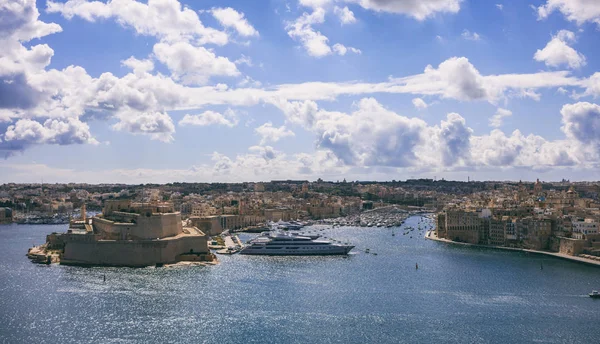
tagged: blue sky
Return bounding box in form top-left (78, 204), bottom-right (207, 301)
top-left (1, 0), bottom-right (600, 183)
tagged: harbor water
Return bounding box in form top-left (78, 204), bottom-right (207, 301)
top-left (1, 215), bottom-right (600, 343)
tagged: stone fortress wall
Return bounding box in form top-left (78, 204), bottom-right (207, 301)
top-left (48, 199), bottom-right (211, 267)
top-left (61, 234), bottom-right (208, 267)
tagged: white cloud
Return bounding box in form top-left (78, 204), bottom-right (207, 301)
top-left (496, 4), bottom-right (503, 10)
top-left (470, 129), bottom-right (576, 167)
top-left (354, 0), bottom-right (462, 20)
top-left (489, 108), bottom-right (512, 127)
top-left (461, 29), bottom-right (481, 41)
top-left (4, 117), bottom-right (96, 144)
top-left (576, 73), bottom-right (600, 99)
top-left (561, 102), bottom-right (600, 149)
top-left (310, 97), bottom-right (428, 167)
top-left (332, 43), bottom-right (361, 55)
top-left (2, 0), bottom-right (62, 41)
top-left (299, 0), bottom-right (333, 9)
top-left (248, 145), bottom-right (280, 160)
top-left (334, 6), bottom-right (356, 24)
top-left (537, 0), bottom-right (600, 27)
top-left (268, 97), bottom-right (587, 170)
top-left (412, 98), bottom-right (428, 110)
top-left (153, 41), bottom-right (240, 85)
top-left (47, 0), bottom-right (228, 45)
top-left (112, 111), bottom-right (176, 142)
top-left (0, 0), bottom-right (594, 158)
top-left (234, 54), bottom-right (253, 66)
top-left (210, 7), bottom-right (258, 37)
top-left (437, 113), bottom-right (472, 166)
top-left (286, 8), bottom-right (332, 57)
top-left (121, 56), bottom-right (154, 74)
top-left (179, 110), bottom-right (238, 127)
top-left (254, 122), bottom-right (295, 145)
top-left (534, 30), bottom-right (586, 69)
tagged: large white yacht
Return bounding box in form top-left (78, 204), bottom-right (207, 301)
top-left (240, 232), bottom-right (354, 255)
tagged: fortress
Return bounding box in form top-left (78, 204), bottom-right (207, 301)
top-left (28, 200), bottom-right (213, 267)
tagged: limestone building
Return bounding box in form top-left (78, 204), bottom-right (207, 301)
top-left (40, 200), bottom-right (211, 267)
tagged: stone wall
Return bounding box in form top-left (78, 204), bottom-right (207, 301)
top-left (445, 229), bottom-right (479, 244)
top-left (559, 237), bottom-right (585, 256)
top-left (61, 235), bottom-right (208, 267)
top-left (93, 212), bottom-right (182, 240)
top-left (189, 216), bottom-right (223, 236)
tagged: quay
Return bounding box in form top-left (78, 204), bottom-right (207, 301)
top-left (425, 230), bottom-right (600, 268)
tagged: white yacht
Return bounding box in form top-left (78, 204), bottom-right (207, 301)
top-left (240, 232), bottom-right (354, 255)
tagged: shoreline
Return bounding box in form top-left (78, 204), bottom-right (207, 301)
top-left (425, 230), bottom-right (600, 268)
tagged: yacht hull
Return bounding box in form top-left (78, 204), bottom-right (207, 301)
top-left (240, 246), bottom-right (354, 256)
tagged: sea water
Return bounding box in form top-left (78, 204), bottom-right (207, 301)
top-left (1, 216), bottom-right (599, 344)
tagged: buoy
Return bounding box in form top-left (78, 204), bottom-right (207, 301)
top-left (416, 263), bottom-right (418, 270)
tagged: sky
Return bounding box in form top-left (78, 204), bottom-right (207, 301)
top-left (1, 0), bottom-right (600, 184)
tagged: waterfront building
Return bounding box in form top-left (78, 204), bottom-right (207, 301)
top-left (191, 203), bottom-right (218, 217)
top-left (488, 218), bottom-right (505, 246)
top-left (32, 200), bottom-right (212, 267)
top-left (572, 218), bottom-right (599, 239)
top-left (0, 207), bottom-right (12, 224)
top-left (442, 210), bottom-right (483, 244)
top-left (264, 208), bottom-right (294, 221)
top-left (189, 216), bottom-right (223, 236)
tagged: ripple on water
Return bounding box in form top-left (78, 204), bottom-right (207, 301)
top-left (1, 218), bottom-right (600, 344)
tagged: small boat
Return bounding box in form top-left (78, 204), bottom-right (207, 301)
top-left (590, 290), bottom-right (600, 299)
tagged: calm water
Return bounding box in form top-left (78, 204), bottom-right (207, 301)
top-left (1, 216), bottom-right (600, 344)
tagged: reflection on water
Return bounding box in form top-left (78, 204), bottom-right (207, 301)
top-left (1, 216), bottom-right (600, 344)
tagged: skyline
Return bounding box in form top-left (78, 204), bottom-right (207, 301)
top-left (1, 0), bottom-right (600, 183)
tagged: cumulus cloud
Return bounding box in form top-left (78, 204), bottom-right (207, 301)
top-left (334, 6), bottom-right (356, 24)
top-left (153, 42), bottom-right (239, 85)
top-left (255, 122), bottom-right (295, 145)
top-left (471, 129), bottom-right (576, 167)
top-left (112, 111), bottom-right (176, 142)
top-left (561, 102), bottom-right (600, 149)
top-left (412, 98), bottom-right (428, 110)
top-left (248, 145), bottom-right (280, 160)
top-left (210, 146), bottom-right (288, 177)
top-left (537, 0), bottom-right (600, 27)
top-left (437, 113), bottom-right (472, 166)
top-left (210, 7), bottom-right (258, 37)
top-left (2, 0), bottom-right (597, 161)
top-left (286, 8), bottom-right (332, 57)
top-left (47, 0), bottom-right (228, 45)
top-left (311, 98), bottom-right (428, 167)
top-left (268, 97), bottom-right (589, 170)
top-left (489, 108), bottom-right (512, 128)
top-left (1, 118), bottom-right (97, 156)
top-left (534, 30), bottom-right (586, 69)
top-left (178, 109), bottom-right (238, 127)
top-left (1, 0), bottom-right (62, 41)
top-left (353, 0), bottom-right (462, 20)
top-left (121, 56), bottom-right (154, 74)
top-left (576, 73), bottom-right (600, 99)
